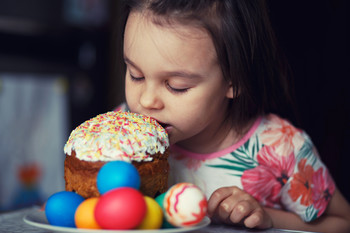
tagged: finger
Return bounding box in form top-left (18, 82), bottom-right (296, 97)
top-left (216, 196), bottom-right (236, 221)
top-left (243, 209), bottom-right (263, 228)
top-left (244, 209), bottom-right (272, 229)
top-left (207, 187), bottom-right (235, 217)
top-left (230, 200), bottom-right (254, 223)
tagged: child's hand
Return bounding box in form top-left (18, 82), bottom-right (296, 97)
top-left (207, 186), bottom-right (272, 229)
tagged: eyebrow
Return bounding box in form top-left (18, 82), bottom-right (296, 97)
top-left (124, 55), bottom-right (141, 71)
top-left (124, 55), bottom-right (204, 80)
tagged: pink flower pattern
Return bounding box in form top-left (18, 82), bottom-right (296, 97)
top-left (311, 167), bottom-right (335, 217)
top-left (242, 145), bottom-right (295, 207)
top-left (260, 114), bottom-right (304, 156)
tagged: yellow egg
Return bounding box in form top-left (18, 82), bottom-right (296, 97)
top-left (75, 197), bottom-right (101, 229)
top-left (137, 196), bottom-right (163, 229)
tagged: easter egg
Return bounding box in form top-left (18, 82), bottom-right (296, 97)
top-left (94, 187), bottom-right (146, 229)
top-left (137, 196), bottom-right (163, 229)
top-left (155, 192), bottom-right (166, 209)
top-left (164, 183), bottom-right (207, 227)
top-left (97, 161), bottom-right (140, 194)
top-left (75, 197), bottom-right (101, 229)
top-left (45, 191), bottom-right (84, 227)
top-left (155, 193), bottom-right (175, 229)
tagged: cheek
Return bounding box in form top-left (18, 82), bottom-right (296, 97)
top-left (125, 78), bottom-right (138, 108)
top-left (171, 101), bottom-right (207, 131)
top-left (177, 88), bottom-right (227, 125)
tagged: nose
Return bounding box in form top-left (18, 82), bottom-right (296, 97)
top-left (140, 85), bottom-right (163, 110)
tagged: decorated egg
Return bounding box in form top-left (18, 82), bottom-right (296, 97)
top-left (137, 196), bottom-right (163, 229)
top-left (94, 187), bottom-right (146, 229)
top-left (75, 197), bottom-right (101, 229)
top-left (97, 161), bottom-right (140, 194)
top-left (164, 183), bottom-right (207, 227)
top-left (155, 193), bottom-right (175, 228)
top-left (45, 191), bottom-right (84, 227)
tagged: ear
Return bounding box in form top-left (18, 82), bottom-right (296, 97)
top-left (226, 83), bottom-right (234, 99)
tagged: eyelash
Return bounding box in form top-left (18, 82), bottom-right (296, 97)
top-left (129, 74), bottom-right (144, 82)
top-left (129, 73), bottom-right (189, 94)
top-left (166, 81), bottom-right (189, 94)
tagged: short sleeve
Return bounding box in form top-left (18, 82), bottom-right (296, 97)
top-left (280, 132), bottom-right (335, 222)
top-left (242, 115), bottom-right (336, 222)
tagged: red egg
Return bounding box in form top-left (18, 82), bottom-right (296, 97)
top-left (94, 187), bottom-right (146, 229)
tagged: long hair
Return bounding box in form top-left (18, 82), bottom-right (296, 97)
top-left (118, 0), bottom-right (297, 130)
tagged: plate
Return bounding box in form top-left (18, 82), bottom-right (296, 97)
top-left (23, 210), bottom-right (210, 233)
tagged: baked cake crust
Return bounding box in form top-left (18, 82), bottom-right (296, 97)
top-left (64, 143), bottom-right (169, 198)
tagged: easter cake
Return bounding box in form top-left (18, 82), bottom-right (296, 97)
top-left (63, 111), bottom-right (169, 198)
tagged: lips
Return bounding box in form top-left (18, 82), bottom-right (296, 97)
top-left (158, 121), bottom-right (169, 130)
top-left (163, 125), bottom-right (172, 135)
top-left (155, 120), bottom-right (172, 134)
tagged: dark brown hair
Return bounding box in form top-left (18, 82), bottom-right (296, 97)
top-left (118, 0), bottom-right (296, 130)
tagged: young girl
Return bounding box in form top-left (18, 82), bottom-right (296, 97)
top-left (117, 0), bottom-right (350, 231)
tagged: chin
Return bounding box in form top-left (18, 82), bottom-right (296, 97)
top-left (168, 138), bottom-right (176, 146)
top-left (168, 134), bottom-right (182, 146)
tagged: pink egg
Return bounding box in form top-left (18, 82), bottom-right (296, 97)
top-left (94, 187), bottom-right (146, 229)
top-left (164, 183), bottom-right (207, 227)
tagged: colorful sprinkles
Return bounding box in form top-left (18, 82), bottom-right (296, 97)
top-left (64, 111), bottom-right (169, 162)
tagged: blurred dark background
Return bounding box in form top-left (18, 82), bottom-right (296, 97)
top-left (0, 0), bottom-right (348, 209)
top-left (0, 0), bottom-right (123, 128)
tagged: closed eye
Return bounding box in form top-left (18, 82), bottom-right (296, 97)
top-left (130, 73), bottom-right (144, 82)
top-left (129, 71), bottom-right (189, 94)
top-left (166, 81), bottom-right (189, 94)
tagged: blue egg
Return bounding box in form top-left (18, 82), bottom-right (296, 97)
top-left (97, 161), bottom-right (140, 195)
top-left (45, 191), bottom-right (84, 227)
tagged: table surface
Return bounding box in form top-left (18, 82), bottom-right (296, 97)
top-left (0, 206), bottom-right (319, 233)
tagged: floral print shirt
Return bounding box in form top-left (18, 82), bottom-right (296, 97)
top-left (168, 114), bottom-right (335, 222)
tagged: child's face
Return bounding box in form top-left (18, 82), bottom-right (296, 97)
top-left (124, 12), bottom-right (233, 151)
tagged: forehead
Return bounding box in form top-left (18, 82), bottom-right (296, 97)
top-left (123, 11), bottom-right (217, 71)
top-left (125, 10), bottom-right (212, 42)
